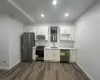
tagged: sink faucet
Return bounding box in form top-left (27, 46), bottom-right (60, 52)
top-left (52, 35), bottom-right (56, 47)
top-left (53, 42), bottom-right (55, 47)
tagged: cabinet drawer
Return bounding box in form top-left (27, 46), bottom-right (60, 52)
top-left (70, 50), bottom-right (77, 63)
top-left (70, 50), bottom-right (76, 53)
top-left (70, 55), bottom-right (76, 62)
top-left (70, 50), bottom-right (76, 55)
top-left (70, 58), bottom-right (76, 62)
top-left (55, 50), bottom-right (60, 53)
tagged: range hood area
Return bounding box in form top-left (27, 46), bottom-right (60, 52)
top-left (36, 35), bottom-right (45, 40)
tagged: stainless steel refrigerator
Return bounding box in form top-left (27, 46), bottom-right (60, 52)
top-left (21, 32), bottom-right (35, 62)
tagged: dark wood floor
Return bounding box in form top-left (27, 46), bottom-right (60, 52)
top-left (0, 61), bottom-right (90, 80)
top-left (0, 69), bottom-right (7, 77)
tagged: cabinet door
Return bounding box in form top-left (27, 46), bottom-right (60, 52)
top-left (48, 49), bottom-right (54, 61)
top-left (33, 49), bottom-right (36, 60)
top-left (69, 27), bottom-right (75, 41)
top-left (60, 27), bottom-right (70, 34)
top-left (48, 53), bottom-right (54, 61)
top-left (38, 27), bottom-right (45, 35)
top-left (37, 26), bottom-right (48, 40)
top-left (45, 27), bottom-right (48, 40)
top-left (70, 50), bottom-right (77, 63)
top-left (32, 27), bottom-right (38, 40)
top-left (54, 50), bottom-right (60, 62)
top-left (44, 49), bottom-right (48, 61)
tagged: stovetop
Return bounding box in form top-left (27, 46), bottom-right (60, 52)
top-left (36, 46), bottom-right (45, 50)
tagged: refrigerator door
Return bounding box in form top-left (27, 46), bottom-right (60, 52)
top-left (21, 50), bottom-right (28, 62)
top-left (21, 33), bottom-right (31, 50)
top-left (27, 50), bottom-right (33, 61)
top-left (21, 33), bottom-right (35, 62)
top-left (30, 33), bottom-right (35, 47)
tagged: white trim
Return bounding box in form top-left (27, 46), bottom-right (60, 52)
top-left (77, 63), bottom-right (94, 80)
top-left (0, 67), bottom-right (10, 70)
top-left (9, 61), bottom-right (21, 70)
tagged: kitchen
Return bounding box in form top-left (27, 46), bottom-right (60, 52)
top-left (22, 25), bottom-right (76, 63)
top-left (0, 0), bottom-right (100, 80)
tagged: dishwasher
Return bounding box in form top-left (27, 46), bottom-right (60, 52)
top-left (60, 49), bottom-right (70, 63)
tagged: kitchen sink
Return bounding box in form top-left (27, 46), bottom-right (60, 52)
top-left (50, 47), bottom-right (58, 48)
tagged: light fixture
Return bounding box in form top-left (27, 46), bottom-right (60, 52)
top-left (65, 13), bottom-right (69, 17)
top-left (41, 14), bottom-right (44, 18)
top-left (52, 0), bottom-right (57, 5)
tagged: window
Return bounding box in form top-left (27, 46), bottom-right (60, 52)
top-left (50, 26), bottom-right (58, 43)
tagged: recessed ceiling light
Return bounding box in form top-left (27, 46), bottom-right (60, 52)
top-left (65, 13), bottom-right (69, 17)
top-left (41, 14), bottom-right (44, 18)
top-left (52, 0), bottom-right (57, 5)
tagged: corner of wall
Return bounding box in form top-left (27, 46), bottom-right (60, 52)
top-left (76, 62), bottom-right (94, 80)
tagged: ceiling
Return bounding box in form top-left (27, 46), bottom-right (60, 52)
top-left (0, 0), bottom-right (35, 25)
top-left (12, 0), bottom-right (97, 24)
top-left (1, 0), bottom-right (97, 24)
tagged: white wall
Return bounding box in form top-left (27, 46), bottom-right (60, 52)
top-left (0, 15), bottom-right (9, 69)
top-left (75, 1), bottom-right (100, 80)
top-left (24, 24), bottom-right (75, 47)
top-left (0, 14), bottom-right (24, 69)
top-left (8, 17), bottom-right (24, 69)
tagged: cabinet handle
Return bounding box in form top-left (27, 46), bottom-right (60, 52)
top-left (22, 47), bottom-right (24, 49)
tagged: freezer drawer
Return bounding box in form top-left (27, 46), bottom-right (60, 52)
top-left (60, 50), bottom-right (70, 63)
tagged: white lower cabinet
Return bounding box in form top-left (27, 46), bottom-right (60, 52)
top-left (44, 49), bottom-right (48, 61)
top-left (54, 50), bottom-right (60, 62)
top-left (44, 49), bottom-right (60, 62)
top-left (33, 49), bottom-right (36, 60)
top-left (70, 50), bottom-right (77, 63)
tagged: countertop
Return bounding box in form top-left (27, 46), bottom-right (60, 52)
top-left (33, 46), bottom-right (37, 49)
top-left (45, 47), bottom-right (76, 50)
top-left (33, 46), bottom-right (76, 50)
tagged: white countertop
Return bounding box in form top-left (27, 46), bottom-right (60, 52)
top-left (33, 46), bottom-right (76, 50)
top-left (33, 46), bottom-right (37, 49)
top-left (44, 47), bottom-right (76, 50)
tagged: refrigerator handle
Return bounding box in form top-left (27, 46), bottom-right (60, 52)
top-left (22, 47), bottom-right (24, 49)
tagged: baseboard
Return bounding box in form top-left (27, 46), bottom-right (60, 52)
top-left (0, 67), bottom-right (10, 70)
top-left (77, 63), bottom-right (94, 80)
top-left (9, 60), bottom-right (21, 70)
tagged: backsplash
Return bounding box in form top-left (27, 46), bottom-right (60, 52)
top-left (35, 40), bottom-right (74, 47)
top-left (59, 41), bottom-right (74, 47)
top-left (35, 40), bottom-right (48, 46)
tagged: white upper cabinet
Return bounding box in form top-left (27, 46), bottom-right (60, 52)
top-left (37, 26), bottom-right (48, 40)
top-left (45, 27), bottom-right (49, 40)
top-left (32, 27), bottom-right (38, 40)
top-left (24, 26), bottom-right (49, 40)
top-left (69, 27), bottom-right (75, 41)
top-left (60, 26), bottom-right (70, 34)
top-left (37, 27), bottom-right (46, 35)
top-left (60, 26), bottom-right (75, 41)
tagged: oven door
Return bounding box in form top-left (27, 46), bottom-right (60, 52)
top-left (36, 50), bottom-right (44, 57)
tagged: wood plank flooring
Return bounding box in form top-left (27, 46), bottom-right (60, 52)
top-left (0, 69), bottom-right (7, 77)
top-left (0, 61), bottom-right (90, 80)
